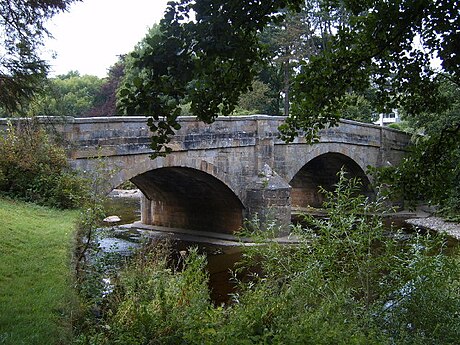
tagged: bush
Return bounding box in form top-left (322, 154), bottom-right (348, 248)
top-left (75, 241), bottom-right (217, 345)
top-left (75, 171), bottom-right (460, 344)
top-left (0, 120), bottom-right (89, 208)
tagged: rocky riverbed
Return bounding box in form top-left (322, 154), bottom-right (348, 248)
top-left (406, 216), bottom-right (460, 240)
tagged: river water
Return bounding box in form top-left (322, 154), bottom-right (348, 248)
top-left (99, 191), bottom-right (458, 304)
top-left (99, 193), bottom-right (242, 304)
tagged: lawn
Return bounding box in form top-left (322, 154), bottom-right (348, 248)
top-left (0, 198), bottom-right (79, 345)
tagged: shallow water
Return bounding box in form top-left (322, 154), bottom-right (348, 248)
top-left (93, 224), bottom-right (242, 304)
top-left (99, 193), bottom-right (458, 304)
top-left (101, 194), bottom-right (242, 303)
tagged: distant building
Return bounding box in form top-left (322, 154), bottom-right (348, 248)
top-left (374, 110), bottom-right (400, 126)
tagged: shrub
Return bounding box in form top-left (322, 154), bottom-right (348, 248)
top-left (0, 120), bottom-right (89, 208)
top-left (75, 241), bottom-right (217, 345)
top-left (75, 171), bottom-right (460, 344)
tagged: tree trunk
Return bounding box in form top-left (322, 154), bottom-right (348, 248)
top-left (284, 59), bottom-right (290, 116)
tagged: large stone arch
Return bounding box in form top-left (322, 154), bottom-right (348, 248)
top-left (108, 154), bottom-right (245, 234)
top-left (132, 166), bottom-right (244, 234)
top-left (109, 153), bottom-right (242, 201)
top-left (288, 147), bottom-right (374, 208)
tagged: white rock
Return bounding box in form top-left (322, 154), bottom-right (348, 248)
top-left (103, 215), bottom-right (121, 223)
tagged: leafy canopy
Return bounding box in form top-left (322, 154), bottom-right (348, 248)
top-left (118, 0), bottom-right (304, 156)
top-left (28, 71), bottom-right (104, 117)
top-left (0, 0), bottom-right (80, 113)
top-left (282, 0), bottom-right (460, 141)
top-left (119, 0), bottom-right (459, 157)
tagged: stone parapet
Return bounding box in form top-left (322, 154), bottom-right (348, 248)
top-left (0, 115), bottom-right (411, 234)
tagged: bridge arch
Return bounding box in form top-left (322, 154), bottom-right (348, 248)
top-left (110, 154), bottom-right (242, 199)
top-left (131, 166), bottom-right (244, 234)
top-left (288, 148), bottom-right (374, 209)
top-left (110, 155), bottom-right (244, 234)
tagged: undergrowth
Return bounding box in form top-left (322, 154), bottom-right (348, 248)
top-left (74, 171), bottom-right (460, 344)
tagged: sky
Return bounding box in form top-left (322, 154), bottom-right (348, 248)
top-left (44, 0), bottom-right (170, 78)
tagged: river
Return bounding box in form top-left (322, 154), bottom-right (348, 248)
top-left (98, 190), bottom-right (459, 304)
top-left (99, 191), bottom-right (242, 304)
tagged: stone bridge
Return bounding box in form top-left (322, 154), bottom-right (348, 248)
top-left (1, 115), bottom-right (411, 234)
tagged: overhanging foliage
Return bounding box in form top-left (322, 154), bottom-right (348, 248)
top-left (118, 0), bottom-right (459, 158)
top-left (0, 0), bottom-right (81, 113)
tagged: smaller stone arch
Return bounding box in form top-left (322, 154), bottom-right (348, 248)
top-left (290, 152), bottom-right (373, 209)
top-left (285, 143), bottom-right (374, 184)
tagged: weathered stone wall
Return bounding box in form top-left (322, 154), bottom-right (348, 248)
top-left (0, 115), bottom-right (411, 234)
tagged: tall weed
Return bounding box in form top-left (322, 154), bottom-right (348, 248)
top-left (75, 171), bottom-right (460, 344)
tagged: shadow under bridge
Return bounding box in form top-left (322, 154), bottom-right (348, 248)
top-left (131, 167), bottom-right (244, 234)
top-left (290, 152), bottom-right (374, 209)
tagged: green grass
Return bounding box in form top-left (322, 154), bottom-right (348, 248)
top-left (0, 198), bottom-right (79, 345)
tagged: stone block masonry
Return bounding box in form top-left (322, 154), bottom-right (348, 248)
top-left (0, 115), bottom-right (411, 234)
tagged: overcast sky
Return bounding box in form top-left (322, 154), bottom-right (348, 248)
top-left (44, 0), bottom-right (170, 78)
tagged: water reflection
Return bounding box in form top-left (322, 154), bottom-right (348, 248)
top-left (94, 224), bottom-right (242, 304)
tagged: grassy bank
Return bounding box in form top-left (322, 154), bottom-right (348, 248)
top-left (0, 198), bottom-right (79, 345)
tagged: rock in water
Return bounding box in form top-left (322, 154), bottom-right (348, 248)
top-left (103, 215), bottom-right (121, 223)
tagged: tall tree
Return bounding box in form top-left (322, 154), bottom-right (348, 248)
top-left (119, 0), bottom-right (459, 159)
top-left (0, 0), bottom-right (80, 114)
top-left (259, 2), bottom-right (337, 116)
top-left (118, 0), bottom-right (304, 156)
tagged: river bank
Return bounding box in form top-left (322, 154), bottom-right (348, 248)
top-left (0, 198), bottom-right (78, 345)
top-left (406, 216), bottom-right (460, 240)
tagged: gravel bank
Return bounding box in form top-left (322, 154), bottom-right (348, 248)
top-left (108, 189), bottom-right (141, 198)
top-left (406, 216), bottom-right (460, 240)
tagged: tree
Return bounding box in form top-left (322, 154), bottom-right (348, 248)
top-left (280, 0), bottom-right (460, 142)
top-left (0, 0), bottom-right (80, 114)
top-left (26, 71), bottom-right (104, 117)
top-left (339, 90), bottom-right (378, 123)
top-left (121, 0), bottom-right (460, 154)
top-left (244, 2), bottom-right (378, 120)
top-left (236, 79), bottom-right (273, 115)
top-left (117, 25), bottom-right (161, 113)
top-left (87, 59), bottom-right (125, 116)
top-left (1, 68), bottom-right (124, 117)
top-left (118, 0), bottom-right (304, 156)
top-left (258, 1), bottom-right (339, 116)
